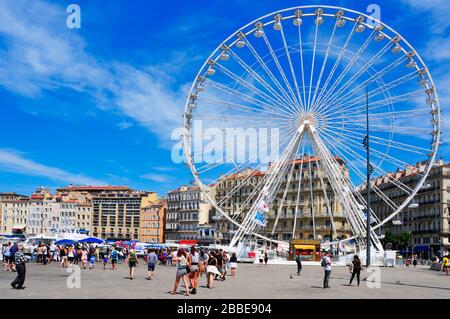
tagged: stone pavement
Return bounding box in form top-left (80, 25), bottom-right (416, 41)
top-left (0, 261), bottom-right (449, 299)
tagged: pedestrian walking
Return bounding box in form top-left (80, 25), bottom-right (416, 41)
top-left (3, 243), bottom-right (11, 272)
top-left (442, 255), bottom-right (449, 276)
top-left (229, 252), bottom-right (238, 276)
top-left (81, 248), bottom-right (88, 269)
top-left (110, 247), bottom-right (118, 270)
top-left (10, 242), bottom-right (18, 271)
top-left (322, 252), bottom-right (332, 288)
top-left (258, 251), bottom-right (264, 267)
top-left (188, 246), bottom-right (200, 294)
top-left (11, 244), bottom-right (27, 290)
top-left (295, 253), bottom-right (302, 275)
top-left (102, 254), bottom-right (108, 270)
top-left (206, 251), bottom-right (222, 289)
top-left (89, 254), bottom-right (95, 269)
top-left (67, 246), bottom-right (75, 265)
top-left (198, 249), bottom-right (207, 277)
top-left (126, 250), bottom-right (138, 279)
top-left (348, 255), bottom-right (362, 286)
top-left (147, 249), bottom-right (158, 280)
top-left (216, 250), bottom-right (224, 281)
top-left (171, 248), bottom-right (190, 296)
top-left (60, 246), bottom-right (68, 268)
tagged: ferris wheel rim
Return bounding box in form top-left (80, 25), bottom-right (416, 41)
top-left (182, 5), bottom-right (442, 247)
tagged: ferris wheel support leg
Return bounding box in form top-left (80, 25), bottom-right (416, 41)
top-left (308, 123), bottom-right (384, 252)
top-left (230, 126), bottom-right (306, 248)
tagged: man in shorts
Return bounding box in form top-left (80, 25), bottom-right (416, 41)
top-left (147, 249), bottom-right (158, 280)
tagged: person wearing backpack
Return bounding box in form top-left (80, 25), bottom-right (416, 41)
top-left (126, 250), bottom-right (138, 280)
top-left (110, 247), bottom-right (118, 270)
top-left (321, 251), bottom-right (332, 288)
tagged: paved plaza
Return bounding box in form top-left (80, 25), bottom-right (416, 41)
top-left (0, 261), bottom-right (449, 299)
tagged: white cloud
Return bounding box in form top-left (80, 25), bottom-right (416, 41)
top-left (140, 173), bottom-right (174, 183)
top-left (0, 1), bottom-right (186, 147)
top-left (0, 149), bottom-right (104, 185)
top-left (401, 0), bottom-right (450, 32)
top-left (117, 122), bottom-right (133, 130)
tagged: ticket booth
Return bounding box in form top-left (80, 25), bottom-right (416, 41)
top-left (289, 239), bottom-right (321, 261)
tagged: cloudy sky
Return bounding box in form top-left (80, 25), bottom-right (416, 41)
top-left (0, 0), bottom-right (448, 196)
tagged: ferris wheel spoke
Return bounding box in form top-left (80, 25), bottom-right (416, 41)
top-left (227, 47), bottom-right (296, 111)
top-left (319, 124), bottom-right (430, 155)
top-left (214, 62), bottom-right (292, 112)
top-left (319, 137), bottom-right (399, 212)
top-left (321, 55), bottom-right (409, 112)
top-left (326, 107), bottom-right (430, 124)
top-left (243, 37), bottom-right (302, 115)
top-left (215, 128), bottom-right (299, 204)
top-left (317, 128), bottom-right (415, 194)
top-left (318, 125), bottom-right (421, 173)
top-left (204, 79), bottom-right (294, 118)
top-left (261, 30), bottom-right (303, 113)
top-left (197, 95), bottom-right (294, 120)
top-left (314, 154), bottom-right (338, 240)
top-left (279, 24), bottom-right (306, 112)
top-left (297, 22), bottom-right (307, 108)
top-left (317, 40), bottom-right (394, 110)
top-left (333, 70), bottom-right (420, 112)
top-left (318, 135), bottom-right (401, 211)
top-left (191, 125), bottom-right (297, 169)
top-left (271, 139), bottom-right (305, 235)
top-left (309, 20), bottom-right (338, 109)
top-left (321, 89), bottom-right (424, 119)
top-left (309, 131), bottom-right (367, 239)
top-left (310, 20), bottom-right (358, 112)
top-left (194, 112), bottom-right (292, 124)
top-left (318, 56), bottom-right (407, 117)
top-left (313, 30), bottom-right (376, 113)
top-left (317, 133), bottom-right (411, 216)
top-left (306, 17), bottom-right (321, 111)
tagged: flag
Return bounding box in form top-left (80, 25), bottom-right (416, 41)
top-left (258, 199), bottom-right (269, 213)
top-left (254, 211), bottom-right (267, 227)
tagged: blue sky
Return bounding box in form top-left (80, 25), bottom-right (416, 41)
top-left (0, 0), bottom-right (448, 196)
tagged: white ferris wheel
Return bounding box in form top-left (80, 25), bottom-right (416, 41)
top-left (182, 5), bottom-right (441, 253)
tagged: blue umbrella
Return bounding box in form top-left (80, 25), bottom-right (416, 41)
top-left (78, 237), bottom-right (104, 244)
top-left (55, 239), bottom-right (76, 245)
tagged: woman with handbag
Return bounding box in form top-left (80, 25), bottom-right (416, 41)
top-left (170, 248), bottom-right (190, 296)
top-left (348, 255), bottom-right (362, 286)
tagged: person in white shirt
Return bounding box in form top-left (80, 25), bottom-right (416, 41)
top-left (322, 252), bottom-right (332, 288)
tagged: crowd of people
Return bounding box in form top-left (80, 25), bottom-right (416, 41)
top-left (3, 239), bottom-right (450, 294)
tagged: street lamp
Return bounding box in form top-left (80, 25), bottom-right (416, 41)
top-left (363, 85), bottom-right (373, 267)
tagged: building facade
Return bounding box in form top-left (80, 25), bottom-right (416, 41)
top-left (166, 186), bottom-right (215, 242)
top-left (371, 159), bottom-right (450, 256)
top-left (76, 203), bottom-right (92, 235)
top-left (0, 193), bottom-right (29, 235)
top-left (139, 200), bottom-right (167, 243)
top-left (56, 186), bottom-right (157, 240)
top-left (212, 158), bottom-right (352, 245)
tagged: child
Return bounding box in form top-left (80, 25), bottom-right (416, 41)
top-left (89, 255), bottom-right (96, 269)
top-left (103, 255), bottom-right (109, 270)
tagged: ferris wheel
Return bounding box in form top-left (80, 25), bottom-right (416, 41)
top-left (182, 5), bottom-right (441, 252)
